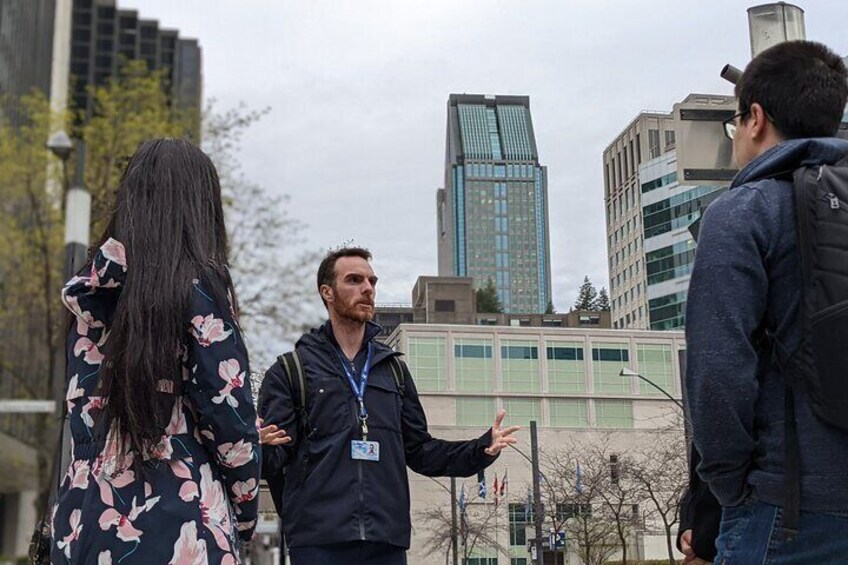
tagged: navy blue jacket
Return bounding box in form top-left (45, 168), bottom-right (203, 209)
top-left (259, 321), bottom-right (498, 548)
top-left (686, 138), bottom-right (848, 512)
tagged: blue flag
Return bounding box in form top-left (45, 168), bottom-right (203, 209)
top-left (477, 470), bottom-right (486, 499)
top-left (459, 483), bottom-right (467, 515)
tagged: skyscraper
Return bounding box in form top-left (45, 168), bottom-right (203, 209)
top-left (438, 94), bottom-right (552, 314)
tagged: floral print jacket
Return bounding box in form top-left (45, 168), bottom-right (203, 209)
top-left (50, 239), bottom-right (261, 564)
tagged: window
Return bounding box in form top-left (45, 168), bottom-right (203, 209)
top-left (434, 300), bottom-right (455, 312)
top-left (648, 129), bottom-right (661, 159)
top-left (464, 558), bottom-right (498, 565)
top-left (595, 400), bottom-right (634, 428)
top-left (550, 399), bottom-right (588, 428)
top-left (592, 343), bottom-right (631, 394)
top-left (636, 343), bottom-right (675, 397)
top-left (502, 398), bottom-right (541, 427)
top-left (455, 339), bottom-right (494, 392)
top-left (407, 337), bottom-right (446, 391)
top-left (509, 503), bottom-right (531, 546)
top-left (547, 343), bottom-right (584, 393)
top-left (456, 398), bottom-right (496, 426)
top-left (501, 341), bottom-right (540, 392)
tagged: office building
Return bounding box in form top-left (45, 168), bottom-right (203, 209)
top-left (388, 323), bottom-right (686, 565)
top-left (438, 94), bottom-right (552, 314)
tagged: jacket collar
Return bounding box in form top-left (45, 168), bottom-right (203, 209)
top-left (732, 137), bottom-right (848, 189)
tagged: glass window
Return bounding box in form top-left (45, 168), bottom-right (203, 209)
top-left (592, 343), bottom-right (631, 394)
top-left (408, 337), bottom-right (446, 392)
top-left (595, 400), bottom-right (634, 428)
top-left (509, 503), bottom-right (530, 547)
top-left (456, 398), bottom-right (496, 426)
top-left (501, 341), bottom-right (540, 393)
top-left (455, 339), bottom-right (494, 392)
top-left (546, 343), bottom-right (585, 393)
top-left (636, 343), bottom-right (675, 397)
top-left (502, 398), bottom-right (541, 427)
top-left (550, 399), bottom-right (588, 428)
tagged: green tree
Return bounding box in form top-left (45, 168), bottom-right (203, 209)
top-left (475, 279), bottom-right (502, 313)
top-left (594, 287), bottom-right (611, 312)
top-left (545, 300), bottom-right (556, 314)
top-left (574, 276), bottom-right (598, 311)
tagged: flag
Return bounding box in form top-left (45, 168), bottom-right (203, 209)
top-left (493, 475), bottom-right (499, 505)
top-left (525, 486), bottom-right (533, 520)
top-left (500, 468), bottom-right (508, 497)
top-left (459, 483), bottom-right (467, 516)
top-left (576, 461), bottom-right (585, 495)
top-left (477, 470), bottom-right (486, 499)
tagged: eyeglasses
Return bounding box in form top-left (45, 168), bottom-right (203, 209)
top-left (722, 110), bottom-right (750, 140)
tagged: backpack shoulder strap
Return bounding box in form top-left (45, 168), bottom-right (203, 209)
top-left (389, 355), bottom-right (406, 397)
top-left (278, 350), bottom-right (306, 409)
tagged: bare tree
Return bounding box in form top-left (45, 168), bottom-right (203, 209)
top-left (417, 494), bottom-right (508, 565)
top-left (629, 429), bottom-right (688, 565)
top-left (542, 442), bottom-right (620, 565)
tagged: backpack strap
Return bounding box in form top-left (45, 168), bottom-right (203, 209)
top-left (278, 351), bottom-right (306, 411)
top-left (389, 355), bottom-right (406, 397)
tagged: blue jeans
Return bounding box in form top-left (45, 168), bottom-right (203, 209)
top-left (715, 498), bottom-right (848, 564)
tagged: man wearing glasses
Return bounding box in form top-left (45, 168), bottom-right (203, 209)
top-left (685, 40), bottom-right (848, 564)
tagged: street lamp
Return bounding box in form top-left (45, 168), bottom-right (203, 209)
top-left (47, 130), bottom-right (73, 203)
top-left (47, 133), bottom-right (90, 281)
top-left (619, 367), bottom-right (684, 411)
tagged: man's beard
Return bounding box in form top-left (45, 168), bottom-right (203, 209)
top-left (335, 298), bottom-right (374, 323)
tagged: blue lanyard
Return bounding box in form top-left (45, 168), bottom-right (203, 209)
top-left (334, 343), bottom-right (373, 423)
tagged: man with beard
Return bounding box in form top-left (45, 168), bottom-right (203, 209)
top-left (259, 247), bottom-right (518, 565)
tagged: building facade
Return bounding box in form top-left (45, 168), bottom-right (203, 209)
top-left (387, 324), bottom-right (686, 565)
top-left (438, 94), bottom-right (552, 314)
top-left (604, 94), bottom-right (737, 330)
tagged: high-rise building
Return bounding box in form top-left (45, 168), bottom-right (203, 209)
top-left (0, 0), bottom-right (202, 125)
top-left (438, 94), bottom-right (552, 314)
top-left (603, 94), bottom-right (737, 330)
top-left (69, 0), bottom-right (202, 119)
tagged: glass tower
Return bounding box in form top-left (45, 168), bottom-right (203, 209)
top-left (437, 94), bottom-right (552, 314)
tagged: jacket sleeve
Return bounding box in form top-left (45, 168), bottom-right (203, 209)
top-left (61, 238), bottom-right (127, 330)
top-left (676, 444), bottom-right (721, 561)
top-left (257, 361), bottom-right (299, 479)
top-left (685, 187), bottom-right (770, 507)
top-left (400, 362), bottom-right (498, 477)
top-left (185, 275), bottom-right (261, 541)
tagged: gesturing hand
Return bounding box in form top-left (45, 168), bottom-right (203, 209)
top-left (258, 418), bottom-right (292, 446)
top-left (680, 529), bottom-right (710, 565)
top-left (484, 409), bottom-right (520, 457)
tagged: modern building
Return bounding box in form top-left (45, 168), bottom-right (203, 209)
top-left (0, 0), bottom-right (202, 125)
top-left (604, 94), bottom-right (737, 330)
top-left (68, 0), bottom-right (202, 119)
top-left (438, 94), bottom-right (552, 314)
top-left (372, 276), bottom-right (610, 340)
top-left (387, 323), bottom-right (686, 565)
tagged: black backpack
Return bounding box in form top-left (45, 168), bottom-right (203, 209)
top-left (773, 158), bottom-right (848, 537)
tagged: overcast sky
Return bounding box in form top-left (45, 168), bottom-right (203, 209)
top-left (128, 0), bottom-right (848, 308)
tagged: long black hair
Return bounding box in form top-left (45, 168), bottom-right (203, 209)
top-left (96, 138), bottom-right (237, 459)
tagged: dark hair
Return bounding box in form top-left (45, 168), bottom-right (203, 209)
top-left (736, 40), bottom-right (848, 139)
top-left (316, 247), bottom-right (372, 305)
top-left (97, 138), bottom-right (236, 460)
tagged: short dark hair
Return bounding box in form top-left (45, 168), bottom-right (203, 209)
top-left (736, 40), bottom-right (848, 139)
top-left (317, 246), bottom-right (372, 304)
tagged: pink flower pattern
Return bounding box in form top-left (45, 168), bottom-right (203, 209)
top-left (52, 240), bottom-right (259, 563)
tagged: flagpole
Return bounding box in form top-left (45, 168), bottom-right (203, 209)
top-left (451, 476), bottom-right (459, 565)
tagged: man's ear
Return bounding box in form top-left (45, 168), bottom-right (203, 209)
top-left (749, 103), bottom-right (770, 139)
top-left (320, 284), bottom-right (334, 304)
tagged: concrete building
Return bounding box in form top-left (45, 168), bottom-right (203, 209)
top-left (604, 94), bottom-right (737, 331)
top-left (387, 324), bottom-right (686, 565)
top-left (438, 94), bottom-right (552, 314)
top-left (373, 276), bottom-right (610, 340)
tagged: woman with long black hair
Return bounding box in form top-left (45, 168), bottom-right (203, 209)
top-left (51, 139), bottom-right (261, 564)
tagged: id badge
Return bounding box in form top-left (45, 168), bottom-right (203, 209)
top-left (351, 440), bottom-right (380, 461)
